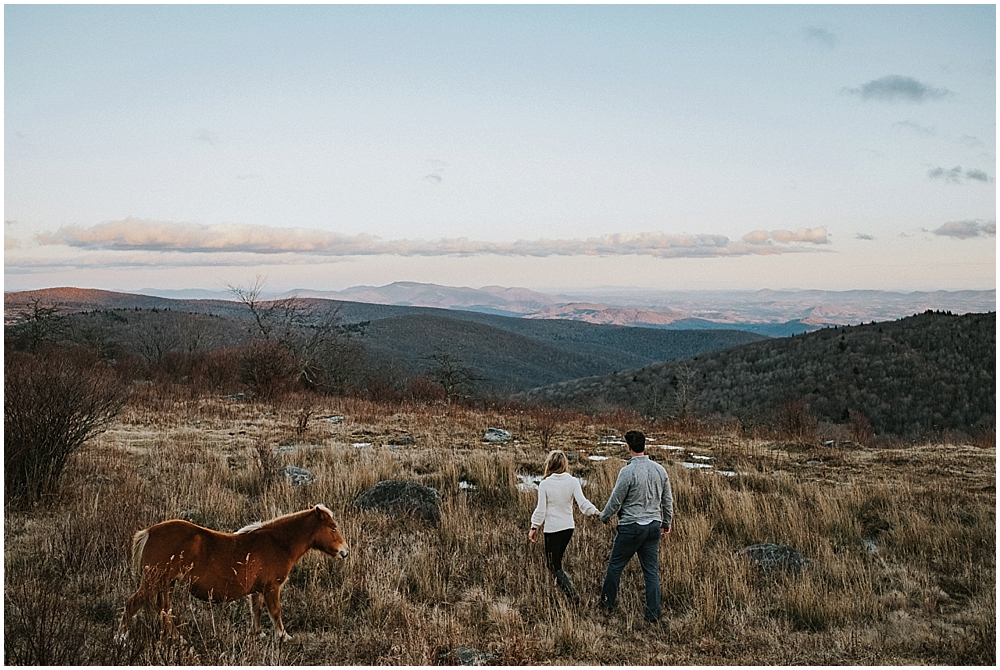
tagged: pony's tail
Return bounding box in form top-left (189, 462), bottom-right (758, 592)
top-left (131, 529), bottom-right (150, 575)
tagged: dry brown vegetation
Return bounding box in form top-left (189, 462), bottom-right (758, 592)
top-left (4, 389), bottom-right (995, 665)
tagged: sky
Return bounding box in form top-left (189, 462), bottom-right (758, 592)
top-left (4, 4), bottom-right (996, 294)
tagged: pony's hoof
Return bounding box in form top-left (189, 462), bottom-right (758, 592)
top-left (278, 632), bottom-right (292, 643)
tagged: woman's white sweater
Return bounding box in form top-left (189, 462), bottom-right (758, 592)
top-left (530, 472), bottom-right (599, 533)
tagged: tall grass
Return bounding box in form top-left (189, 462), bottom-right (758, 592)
top-left (3, 390), bottom-right (994, 664)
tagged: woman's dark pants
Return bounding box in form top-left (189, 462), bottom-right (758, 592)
top-left (544, 529), bottom-right (579, 601)
top-left (543, 528), bottom-right (574, 573)
top-left (600, 521), bottom-right (661, 622)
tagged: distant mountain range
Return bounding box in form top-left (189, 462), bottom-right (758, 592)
top-left (136, 282), bottom-right (996, 336)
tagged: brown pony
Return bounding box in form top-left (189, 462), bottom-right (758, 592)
top-left (119, 504), bottom-right (348, 642)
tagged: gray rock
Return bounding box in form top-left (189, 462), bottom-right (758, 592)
top-left (483, 427), bottom-right (512, 443)
top-left (439, 646), bottom-right (494, 666)
top-left (353, 480), bottom-right (442, 524)
top-left (279, 465), bottom-right (315, 486)
top-left (736, 543), bottom-right (810, 574)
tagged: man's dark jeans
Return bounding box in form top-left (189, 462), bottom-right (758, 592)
top-left (600, 521), bottom-right (661, 622)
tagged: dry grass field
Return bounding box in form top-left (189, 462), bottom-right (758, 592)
top-left (4, 388), bottom-right (995, 665)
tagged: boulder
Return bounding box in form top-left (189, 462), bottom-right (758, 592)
top-left (279, 465), bottom-right (315, 486)
top-left (483, 427), bottom-right (512, 443)
top-left (353, 480), bottom-right (442, 524)
top-left (736, 543), bottom-right (809, 574)
top-left (438, 647), bottom-right (494, 666)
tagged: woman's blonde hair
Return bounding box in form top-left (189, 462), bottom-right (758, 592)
top-left (543, 450), bottom-right (569, 478)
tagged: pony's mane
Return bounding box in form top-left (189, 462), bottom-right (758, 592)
top-left (234, 505), bottom-right (334, 534)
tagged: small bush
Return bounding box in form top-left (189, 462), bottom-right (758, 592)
top-left (238, 340), bottom-right (300, 400)
top-left (4, 347), bottom-right (129, 505)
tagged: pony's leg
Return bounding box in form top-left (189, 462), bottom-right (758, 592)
top-left (263, 587), bottom-right (291, 642)
top-left (156, 589), bottom-right (180, 641)
top-left (118, 586), bottom-right (151, 641)
top-left (249, 593), bottom-right (266, 637)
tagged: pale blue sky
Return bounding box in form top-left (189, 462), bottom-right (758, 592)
top-left (5, 4), bottom-right (995, 293)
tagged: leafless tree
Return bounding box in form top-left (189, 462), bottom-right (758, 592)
top-left (5, 298), bottom-right (68, 353)
top-left (132, 312), bottom-right (183, 365)
top-left (671, 363), bottom-right (700, 420)
top-left (227, 277), bottom-right (368, 395)
top-left (423, 348), bottom-right (483, 404)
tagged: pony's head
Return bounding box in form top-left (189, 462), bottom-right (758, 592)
top-left (311, 504), bottom-right (349, 559)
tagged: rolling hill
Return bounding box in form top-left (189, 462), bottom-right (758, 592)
top-left (4, 288), bottom-right (767, 393)
top-left (517, 310), bottom-right (996, 438)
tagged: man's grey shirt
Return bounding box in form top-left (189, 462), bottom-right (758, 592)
top-left (599, 455), bottom-right (673, 528)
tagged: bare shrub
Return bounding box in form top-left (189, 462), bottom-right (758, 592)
top-left (238, 340), bottom-right (299, 400)
top-left (252, 434), bottom-right (279, 494)
top-left (531, 406), bottom-right (571, 450)
top-left (406, 374), bottom-right (447, 403)
top-left (4, 348), bottom-right (129, 505)
top-left (971, 427), bottom-right (995, 449)
top-left (849, 409), bottom-right (875, 447)
top-left (773, 399), bottom-right (819, 445)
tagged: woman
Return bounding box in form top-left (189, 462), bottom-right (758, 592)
top-left (528, 450), bottom-right (599, 601)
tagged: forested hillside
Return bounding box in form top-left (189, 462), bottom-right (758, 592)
top-left (4, 288), bottom-right (765, 395)
top-left (520, 311), bottom-right (996, 439)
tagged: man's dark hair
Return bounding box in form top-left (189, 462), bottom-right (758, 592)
top-left (624, 430), bottom-right (646, 453)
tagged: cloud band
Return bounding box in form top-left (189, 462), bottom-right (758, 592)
top-left (35, 218), bottom-right (832, 260)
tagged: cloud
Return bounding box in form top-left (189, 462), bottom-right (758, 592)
top-left (931, 219), bottom-right (996, 239)
top-left (928, 166), bottom-right (994, 184)
top-left (803, 26), bottom-right (837, 48)
top-left (965, 169), bottom-right (992, 183)
top-left (956, 135), bottom-right (985, 149)
top-left (424, 158), bottom-right (447, 184)
top-left (892, 120), bottom-right (935, 135)
top-left (34, 218), bottom-right (834, 262)
top-left (855, 233), bottom-right (875, 241)
top-left (743, 227), bottom-right (830, 245)
top-left (194, 128), bottom-right (218, 147)
top-left (5, 237), bottom-right (21, 250)
top-left (928, 166), bottom-right (964, 184)
top-left (844, 75), bottom-right (950, 102)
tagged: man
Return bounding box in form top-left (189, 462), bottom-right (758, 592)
top-left (598, 430), bottom-right (673, 623)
